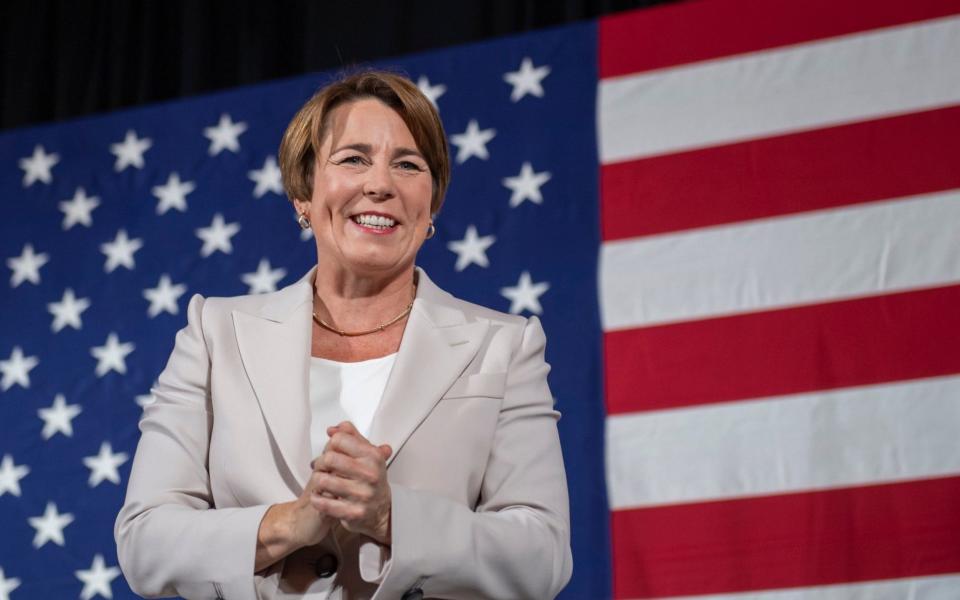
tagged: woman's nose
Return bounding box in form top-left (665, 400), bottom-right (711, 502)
top-left (362, 162), bottom-right (395, 200)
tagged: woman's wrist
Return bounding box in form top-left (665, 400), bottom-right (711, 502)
top-left (255, 502), bottom-right (313, 572)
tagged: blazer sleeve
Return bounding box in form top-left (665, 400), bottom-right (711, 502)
top-left (114, 294), bottom-right (270, 600)
top-left (369, 315), bottom-right (574, 600)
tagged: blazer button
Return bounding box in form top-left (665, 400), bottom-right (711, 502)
top-left (313, 554), bottom-right (338, 579)
top-left (401, 588), bottom-right (424, 600)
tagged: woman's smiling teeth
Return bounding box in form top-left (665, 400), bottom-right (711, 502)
top-left (352, 214), bottom-right (397, 229)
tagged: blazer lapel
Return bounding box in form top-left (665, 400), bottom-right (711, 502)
top-left (233, 268), bottom-right (315, 492)
top-left (368, 269), bottom-right (489, 467)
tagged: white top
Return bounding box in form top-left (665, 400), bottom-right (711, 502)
top-left (308, 353), bottom-right (397, 457)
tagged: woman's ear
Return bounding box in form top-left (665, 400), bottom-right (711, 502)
top-left (293, 198), bottom-right (310, 214)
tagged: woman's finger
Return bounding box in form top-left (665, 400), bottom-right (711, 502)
top-left (321, 419), bottom-right (371, 447)
top-left (310, 495), bottom-right (366, 522)
top-left (306, 469), bottom-right (337, 497)
top-left (310, 486), bottom-right (392, 544)
top-left (320, 451), bottom-right (381, 483)
top-left (335, 420), bottom-right (358, 434)
top-left (313, 471), bottom-right (373, 502)
top-left (311, 436), bottom-right (369, 471)
top-left (326, 430), bottom-right (381, 460)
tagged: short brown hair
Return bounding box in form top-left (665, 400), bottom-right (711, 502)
top-left (278, 70), bottom-right (451, 215)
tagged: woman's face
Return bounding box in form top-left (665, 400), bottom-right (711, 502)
top-left (297, 98), bottom-right (434, 280)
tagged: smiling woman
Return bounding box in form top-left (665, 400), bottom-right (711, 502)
top-left (297, 98), bottom-right (435, 287)
top-left (115, 71), bottom-right (572, 600)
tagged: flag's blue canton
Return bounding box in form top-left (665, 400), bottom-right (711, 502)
top-left (0, 22), bottom-right (606, 599)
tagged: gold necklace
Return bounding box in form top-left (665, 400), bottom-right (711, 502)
top-left (312, 283), bottom-right (416, 337)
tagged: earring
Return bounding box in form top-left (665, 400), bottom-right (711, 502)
top-left (297, 213), bottom-right (310, 230)
top-left (425, 221), bottom-right (436, 239)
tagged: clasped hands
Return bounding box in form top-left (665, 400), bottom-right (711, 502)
top-left (294, 421), bottom-right (393, 547)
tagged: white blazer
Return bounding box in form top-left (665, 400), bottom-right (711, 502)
top-left (115, 267), bottom-right (573, 599)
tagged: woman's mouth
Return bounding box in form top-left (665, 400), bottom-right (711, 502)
top-left (351, 213), bottom-right (398, 233)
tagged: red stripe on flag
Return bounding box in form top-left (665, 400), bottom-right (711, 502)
top-left (600, 105), bottom-right (960, 240)
top-left (605, 284), bottom-right (960, 414)
top-left (611, 476), bottom-right (960, 598)
top-left (599, 0), bottom-right (960, 79)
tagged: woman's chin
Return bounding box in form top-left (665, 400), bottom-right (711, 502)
top-left (318, 230), bottom-right (418, 278)
top-left (337, 251), bottom-right (412, 277)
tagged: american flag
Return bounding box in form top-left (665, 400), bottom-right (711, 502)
top-left (1, 1), bottom-right (958, 598)
top-left (600, 0), bottom-right (960, 597)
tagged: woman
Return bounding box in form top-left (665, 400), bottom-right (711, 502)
top-left (115, 71), bottom-right (572, 600)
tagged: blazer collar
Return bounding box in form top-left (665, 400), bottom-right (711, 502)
top-left (232, 266), bottom-right (488, 491)
top-left (369, 269), bottom-right (489, 467)
top-left (232, 268), bottom-right (315, 492)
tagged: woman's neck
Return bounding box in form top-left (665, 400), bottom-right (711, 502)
top-left (311, 263), bottom-right (417, 332)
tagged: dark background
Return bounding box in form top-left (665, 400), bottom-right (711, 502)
top-left (0, 0), bottom-right (677, 132)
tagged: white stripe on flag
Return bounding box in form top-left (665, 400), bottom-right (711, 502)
top-left (662, 574), bottom-right (960, 600)
top-left (600, 189), bottom-right (960, 330)
top-left (599, 16), bottom-right (960, 163)
top-left (606, 375), bottom-right (960, 510)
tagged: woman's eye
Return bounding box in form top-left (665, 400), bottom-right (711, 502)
top-left (339, 155), bottom-right (364, 165)
top-left (396, 161), bottom-right (424, 171)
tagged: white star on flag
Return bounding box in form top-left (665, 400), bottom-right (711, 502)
top-left (90, 333), bottom-right (135, 377)
top-left (0, 347), bottom-right (39, 391)
top-left (242, 258), bottom-right (286, 294)
top-left (249, 155), bottom-right (284, 198)
top-left (143, 274), bottom-right (187, 317)
top-left (500, 271), bottom-right (550, 315)
top-left (75, 554), bottom-right (121, 600)
top-left (47, 288), bottom-right (91, 333)
top-left (152, 172), bottom-right (195, 215)
top-left (0, 455), bottom-right (30, 497)
top-left (18, 145), bottom-right (59, 187)
top-left (196, 213), bottom-right (241, 257)
top-left (0, 567), bottom-right (20, 600)
top-left (83, 442), bottom-right (129, 487)
top-left (503, 162), bottom-right (551, 207)
top-left (6, 243), bottom-right (49, 288)
top-left (447, 225), bottom-right (496, 271)
top-left (450, 119), bottom-right (496, 163)
top-left (109, 129), bottom-right (152, 171)
top-left (59, 187), bottom-right (101, 230)
top-left (38, 394), bottom-right (82, 440)
top-left (28, 502), bottom-right (74, 548)
top-left (204, 113), bottom-right (248, 155)
top-left (100, 229), bottom-right (143, 273)
top-left (504, 57), bottom-right (551, 102)
top-left (417, 75), bottom-right (447, 108)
